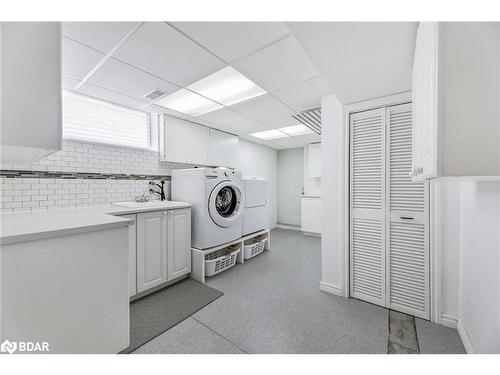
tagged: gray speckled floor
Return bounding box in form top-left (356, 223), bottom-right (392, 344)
top-left (134, 228), bottom-right (465, 354)
top-left (415, 318), bottom-right (466, 354)
top-left (135, 228), bottom-right (388, 353)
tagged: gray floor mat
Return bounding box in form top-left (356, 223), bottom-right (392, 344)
top-left (123, 278), bottom-right (223, 353)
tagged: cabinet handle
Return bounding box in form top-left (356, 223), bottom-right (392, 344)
top-left (400, 216), bottom-right (414, 220)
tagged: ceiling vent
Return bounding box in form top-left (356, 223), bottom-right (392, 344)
top-left (144, 89), bottom-right (167, 100)
top-left (292, 107), bottom-right (321, 134)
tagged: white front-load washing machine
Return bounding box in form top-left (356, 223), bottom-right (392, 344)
top-left (171, 167), bottom-right (243, 249)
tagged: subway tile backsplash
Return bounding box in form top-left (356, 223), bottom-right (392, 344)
top-left (0, 140), bottom-right (197, 213)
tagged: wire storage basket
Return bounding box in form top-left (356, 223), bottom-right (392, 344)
top-left (205, 245), bottom-right (240, 277)
top-left (243, 235), bottom-right (267, 260)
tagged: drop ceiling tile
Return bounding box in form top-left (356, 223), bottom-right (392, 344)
top-left (62, 37), bottom-right (104, 80)
top-left (62, 77), bottom-right (81, 90)
top-left (88, 57), bottom-right (178, 101)
top-left (229, 94), bottom-right (296, 127)
top-left (271, 136), bottom-right (304, 149)
top-left (273, 77), bottom-right (331, 112)
top-left (293, 133), bottom-right (321, 144)
top-left (62, 22), bottom-right (138, 53)
top-left (237, 133), bottom-right (279, 150)
top-left (199, 108), bottom-right (266, 131)
top-left (233, 36), bottom-right (319, 92)
top-left (76, 83), bottom-right (148, 110)
top-left (172, 22), bottom-right (290, 63)
top-left (113, 22), bottom-right (226, 87)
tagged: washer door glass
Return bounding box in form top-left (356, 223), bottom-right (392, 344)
top-left (216, 186), bottom-right (238, 217)
top-left (209, 181), bottom-right (242, 228)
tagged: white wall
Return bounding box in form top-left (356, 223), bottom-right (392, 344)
top-left (435, 181), bottom-right (461, 323)
top-left (319, 93), bottom-right (346, 295)
top-left (0, 139), bottom-right (194, 212)
top-left (238, 139), bottom-right (278, 229)
top-left (437, 180), bottom-right (500, 353)
top-left (459, 181), bottom-right (500, 353)
top-left (277, 148), bottom-right (304, 226)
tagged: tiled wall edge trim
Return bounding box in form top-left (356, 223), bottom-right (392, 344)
top-left (0, 170), bottom-right (172, 181)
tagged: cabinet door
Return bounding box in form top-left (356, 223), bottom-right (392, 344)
top-left (308, 143), bottom-right (321, 178)
top-left (121, 214), bottom-right (137, 297)
top-left (162, 115), bottom-right (209, 165)
top-left (209, 129), bottom-right (239, 168)
top-left (411, 22), bottom-right (439, 180)
top-left (167, 209), bottom-right (192, 280)
top-left (136, 211), bottom-right (168, 293)
top-left (301, 198), bottom-right (322, 234)
top-left (1, 22), bottom-right (62, 163)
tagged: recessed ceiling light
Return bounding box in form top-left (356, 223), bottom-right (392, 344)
top-left (188, 66), bottom-right (266, 107)
top-left (154, 89), bottom-right (223, 116)
top-left (251, 124), bottom-right (315, 141)
top-left (250, 129), bottom-right (289, 140)
top-left (279, 124), bottom-right (314, 136)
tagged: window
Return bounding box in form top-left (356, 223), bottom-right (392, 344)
top-left (63, 92), bottom-right (151, 149)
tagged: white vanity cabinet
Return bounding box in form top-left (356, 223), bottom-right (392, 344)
top-left (412, 22), bottom-right (500, 180)
top-left (136, 211), bottom-right (168, 293)
top-left (127, 208), bottom-right (192, 296)
top-left (167, 208), bottom-right (192, 280)
top-left (121, 214), bottom-right (137, 297)
top-left (1, 22), bottom-right (62, 163)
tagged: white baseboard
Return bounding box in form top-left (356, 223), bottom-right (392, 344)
top-left (440, 314), bottom-right (459, 329)
top-left (276, 224), bottom-right (301, 231)
top-left (457, 319), bottom-right (475, 354)
top-left (319, 281), bottom-right (344, 297)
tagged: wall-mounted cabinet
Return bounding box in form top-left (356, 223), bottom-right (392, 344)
top-left (1, 22), bottom-right (62, 163)
top-left (304, 143), bottom-right (321, 197)
top-left (307, 143), bottom-right (321, 178)
top-left (412, 22), bottom-right (500, 180)
top-left (160, 115), bottom-right (240, 168)
top-left (160, 115), bottom-right (210, 165)
top-left (209, 128), bottom-right (239, 168)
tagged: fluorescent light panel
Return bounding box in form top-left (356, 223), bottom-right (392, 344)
top-left (153, 66), bottom-right (266, 116)
top-left (188, 66), bottom-right (266, 106)
top-left (251, 125), bottom-right (314, 140)
top-left (154, 89), bottom-right (223, 116)
top-left (250, 129), bottom-right (288, 140)
top-left (279, 124), bottom-right (314, 136)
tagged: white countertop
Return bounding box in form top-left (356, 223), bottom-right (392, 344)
top-left (300, 195), bottom-right (321, 198)
top-left (0, 200), bottom-right (192, 245)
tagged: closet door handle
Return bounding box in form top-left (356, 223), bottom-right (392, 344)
top-left (400, 216), bottom-right (414, 220)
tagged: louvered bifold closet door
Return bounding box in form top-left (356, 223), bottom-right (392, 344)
top-left (350, 108), bottom-right (386, 306)
top-left (386, 103), bottom-right (429, 319)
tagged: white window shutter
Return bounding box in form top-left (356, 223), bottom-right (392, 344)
top-left (63, 92), bottom-right (151, 149)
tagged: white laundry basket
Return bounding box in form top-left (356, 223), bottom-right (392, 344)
top-left (205, 245), bottom-right (240, 277)
top-left (243, 235), bottom-right (267, 260)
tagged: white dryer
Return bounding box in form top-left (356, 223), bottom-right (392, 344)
top-left (171, 167), bottom-right (243, 249)
top-left (242, 176), bottom-right (268, 236)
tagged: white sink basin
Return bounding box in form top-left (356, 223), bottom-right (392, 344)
top-left (113, 201), bottom-right (170, 208)
top-left (113, 201), bottom-right (191, 210)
